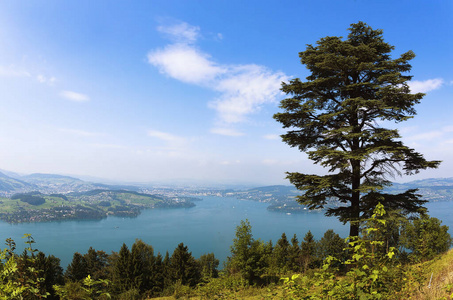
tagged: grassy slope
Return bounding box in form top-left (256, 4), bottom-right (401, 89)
top-left (409, 249), bottom-right (453, 299)
top-left (148, 249), bottom-right (453, 299)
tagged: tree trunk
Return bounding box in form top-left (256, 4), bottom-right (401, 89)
top-left (350, 159), bottom-right (361, 237)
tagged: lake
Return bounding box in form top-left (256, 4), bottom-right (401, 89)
top-left (0, 196), bottom-right (451, 268)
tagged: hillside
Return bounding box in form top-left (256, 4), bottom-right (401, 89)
top-left (0, 189), bottom-right (195, 223)
top-left (0, 172), bottom-right (35, 193)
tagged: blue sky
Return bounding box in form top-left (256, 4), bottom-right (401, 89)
top-left (0, 1), bottom-right (451, 185)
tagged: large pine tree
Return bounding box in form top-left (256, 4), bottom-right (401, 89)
top-left (274, 22), bottom-right (440, 237)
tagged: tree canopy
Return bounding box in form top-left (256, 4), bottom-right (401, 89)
top-left (274, 21), bottom-right (440, 236)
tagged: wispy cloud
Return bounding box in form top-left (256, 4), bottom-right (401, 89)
top-left (405, 126), bottom-right (453, 144)
top-left (210, 127), bottom-right (245, 137)
top-left (409, 78), bottom-right (444, 93)
top-left (37, 74), bottom-right (57, 85)
top-left (0, 65), bottom-right (31, 77)
top-left (408, 131), bottom-right (443, 141)
top-left (148, 129), bottom-right (186, 143)
top-left (60, 90), bottom-right (90, 102)
top-left (148, 21), bottom-right (288, 132)
top-left (220, 160), bottom-right (241, 165)
top-left (209, 64), bottom-right (286, 124)
top-left (90, 143), bottom-right (126, 149)
top-left (263, 134), bottom-right (280, 140)
top-left (157, 22), bottom-right (200, 44)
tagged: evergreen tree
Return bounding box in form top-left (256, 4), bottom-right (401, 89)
top-left (65, 252), bottom-right (88, 281)
top-left (152, 252), bottom-right (165, 294)
top-left (169, 243), bottom-right (201, 287)
top-left (162, 250), bottom-right (172, 289)
top-left (300, 231), bottom-right (317, 271)
top-left (227, 219), bottom-right (267, 284)
top-left (288, 234), bottom-right (302, 272)
top-left (273, 233), bottom-right (290, 272)
top-left (198, 253), bottom-right (220, 279)
top-left (83, 247), bottom-right (109, 281)
top-left (130, 239), bottom-right (156, 293)
top-left (274, 21), bottom-right (440, 237)
top-left (318, 229), bottom-right (347, 263)
top-left (112, 243), bottom-right (133, 293)
top-left (35, 252), bottom-right (64, 299)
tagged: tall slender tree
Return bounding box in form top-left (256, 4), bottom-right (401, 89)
top-left (274, 22), bottom-right (440, 237)
top-left (169, 243), bottom-right (201, 287)
top-left (301, 231), bottom-right (317, 271)
top-left (273, 233), bottom-right (290, 272)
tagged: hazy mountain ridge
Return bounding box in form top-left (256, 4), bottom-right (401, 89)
top-left (0, 171), bottom-right (140, 196)
top-left (1, 169), bottom-right (453, 203)
top-left (0, 172), bottom-right (36, 192)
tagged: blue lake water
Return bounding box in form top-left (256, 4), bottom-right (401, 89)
top-left (0, 196), bottom-right (451, 269)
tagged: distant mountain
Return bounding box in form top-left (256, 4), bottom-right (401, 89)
top-left (245, 185), bottom-right (299, 196)
top-left (23, 173), bottom-right (84, 183)
top-left (388, 178), bottom-right (453, 202)
top-left (0, 172), bottom-right (35, 193)
top-left (0, 171), bottom-right (140, 195)
top-left (19, 173), bottom-right (107, 193)
top-left (0, 169), bottom-right (25, 179)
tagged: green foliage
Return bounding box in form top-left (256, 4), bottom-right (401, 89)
top-left (301, 231), bottom-right (318, 271)
top-left (65, 252), bottom-right (88, 282)
top-left (272, 233), bottom-right (290, 273)
top-left (287, 234), bottom-right (302, 272)
top-left (317, 229), bottom-right (347, 264)
top-left (198, 253), bottom-right (220, 279)
top-left (54, 275), bottom-right (110, 299)
top-left (111, 243), bottom-right (133, 293)
top-left (0, 234), bottom-right (50, 299)
top-left (130, 239), bottom-right (157, 293)
top-left (227, 220), bottom-right (269, 284)
top-left (401, 213), bottom-right (452, 261)
top-left (274, 21), bottom-right (440, 237)
top-left (169, 243), bottom-right (201, 287)
top-left (280, 274), bottom-right (313, 300)
top-left (196, 275), bottom-right (248, 299)
top-left (277, 204), bottom-right (410, 299)
top-left (34, 251), bottom-right (64, 299)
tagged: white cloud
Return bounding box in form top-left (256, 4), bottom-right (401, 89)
top-left (408, 78), bottom-right (444, 93)
top-left (405, 126), bottom-right (453, 144)
top-left (0, 65), bottom-right (31, 77)
top-left (90, 143), bottom-right (126, 149)
top-left (263, 134), bottom-right (280, 140)
top-left (408, 131), bottom-right (443, 141)
top-left (148, 44), bottom-right (225, 85)
top-left (210, 127), bottom-right (245, 137)
top-left (262, 159), bottom-right (278, 165)
top-left (220, 160), bottom-right (240, 165)
top-left (37, 74), bottom-right (56, 85)
top-left (148, 129), bottom-right (186, 143)
top-left (148, 21), bottom-right (288, 128)
top-left (60, 90), bottom-right (90, 102)
top-left (210, 64), bottom-right (287, 123)
top-left (157, 22), bottom-right (200, 44)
